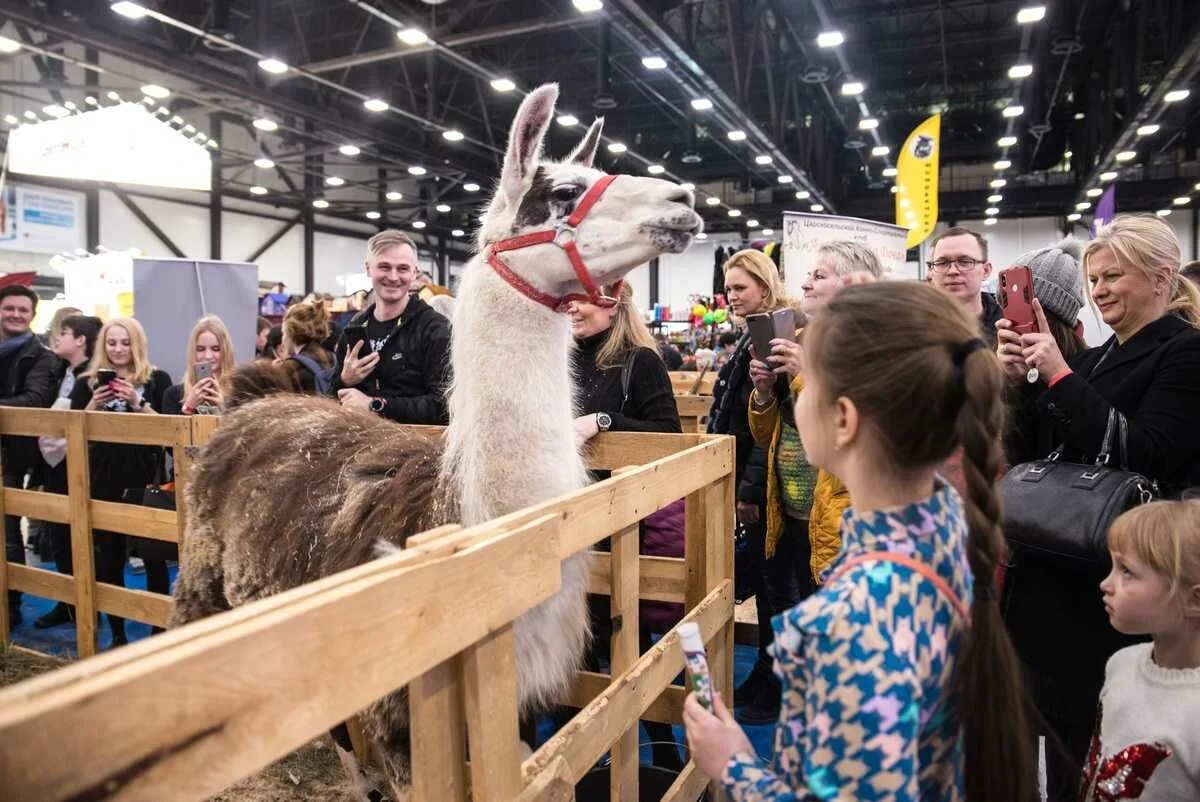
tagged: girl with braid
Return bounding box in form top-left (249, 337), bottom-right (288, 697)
top-left (684, 282), bottom-right (1034, 802)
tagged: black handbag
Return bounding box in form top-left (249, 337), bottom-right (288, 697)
top-left (1001, 407), bottom-right (1154, 570)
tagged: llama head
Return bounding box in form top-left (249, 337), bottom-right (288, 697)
top-left (479, 84), bottom-right (702, 298)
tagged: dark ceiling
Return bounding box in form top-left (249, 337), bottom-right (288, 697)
top-left (2, 0), bottom-right (1199, 245)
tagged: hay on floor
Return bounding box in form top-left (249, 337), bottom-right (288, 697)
top-left (0, 644), bottom-right (64, 685)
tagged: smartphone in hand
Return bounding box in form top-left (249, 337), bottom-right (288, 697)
top-left (998, 266), bottom-right (1039, 336)
top-left (96, 368), bottom-right (118, 386)
top-left (193, 362), bottom-right (214, 382)
top-left (746, 313), bottom-right (774, 362)
top-left (771, 308), bottom-right (796, 342)
top-left (343, 324), bottom-right (370, 356)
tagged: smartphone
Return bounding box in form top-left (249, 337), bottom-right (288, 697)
top-left (746, 313), bottom-right (774, 362)
top-left (998, 266), bottom-right (1039, 336)
top-left (96, 369), bottom-right (118, 386)
top-left (193, 362), bottom-right (214, 382)
top-left (771, 308), bottom-right (796, 342)
top-left (343, 324), bottom-right (370, 355)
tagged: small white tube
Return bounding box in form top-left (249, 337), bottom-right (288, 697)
top-left (678, 622), bottom-right (714, 712)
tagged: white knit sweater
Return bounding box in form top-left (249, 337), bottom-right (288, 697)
top-left (1082, 643), bottom-right (1200, 801)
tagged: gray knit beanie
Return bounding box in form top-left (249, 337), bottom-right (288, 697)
top-left (1013, 236), bottom-right (1085, 324)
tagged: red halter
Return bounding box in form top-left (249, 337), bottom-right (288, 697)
top-left (484, 173), bottom-right (624, 313)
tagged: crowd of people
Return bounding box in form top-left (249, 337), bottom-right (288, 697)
top-left (2, 212), bottom-right (1199, 800)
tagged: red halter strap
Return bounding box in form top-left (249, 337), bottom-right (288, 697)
top-left (485, 174), bottom-right (623, 312)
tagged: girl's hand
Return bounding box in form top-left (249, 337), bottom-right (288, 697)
top-left (683, 692), bottom-right (754, 781)
top-left (201, 378), bottom-right (224, 407)
top-left (1019, 300), bottom-right (1069, 381)
top-left (109, 378), bottom-right (140, 407)
top-left (994, 320), bottom-right (1028, 381)
top-left (767, 338), bottom-right (804, 377)
top-left (748, 353), bottom-right (776, 399)
top-left (88, 385), bottom-right (115, 410)
top-left (183, 378), bottom-right (212, 410)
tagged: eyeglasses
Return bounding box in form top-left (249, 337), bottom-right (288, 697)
top-left (926, 258), bottom-right (986, 273)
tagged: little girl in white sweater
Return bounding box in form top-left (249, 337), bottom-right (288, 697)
top-left (1082, 500), bottom-right (1200, 801)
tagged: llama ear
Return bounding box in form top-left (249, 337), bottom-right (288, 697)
top-left (566, 118), bottom-right (604, 167)
top-left (499, 83), bottom-right (558, 204)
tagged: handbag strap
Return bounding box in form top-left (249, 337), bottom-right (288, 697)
top-left (619, 348), bottom-right (639, 414)
top-left (827, 551), bottom-right (970, 622)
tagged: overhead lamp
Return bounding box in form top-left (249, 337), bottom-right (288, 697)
top-left (704, 196), bottom-right (720, 206)
top-left (816, 31), bottom-right (844, 48)
top-left (986, 207), bottom-right (1000, 215)
top-left (858, 117), bottom-right (879, 130)
top-left (182, 123), bottom-right (196, 133)
top-left (899, 198), bottom-right (911, 208)
top-left (679, 182), bottom-right (695, 191)
top-left (408, 166), bottom-right (428, 176)
top-left (727, 130), bottom-right (747, 141)
top-left (1002, 105), bottom-right (1024, 118)
top-left (106, 91), bottom-right (121, 101)
top-left (1195, 182), bottom-right (1200, 191)
top-left (994, 159), bottom-right (1012, 170)
top-left (641, 56), bottom-right (667, 70)
top-left (572, 0), bottom-right (604, 11)
top-left (841, 81), bottom-right (864, 96)
top-left (1164, 89), bottom-right (1190, 103)
top-left (110, 1), bottom-right (148, 18)
top-left (890, 186), bottom-right (899, 194)
top-left (556, 114), bottom-right (579, 127)
top-left (777, 175), bottom-right (794, 184)
top-left (983, 217), bottom-right (998, 226)
top-left (1064, 150), bottom-right (1073, 158)
top-left (436, 203), bottom-right (451, 213)
top-left (325, 176), bottom-right (345, 187)
top-left (754, 154), bottom-right (773, 165)
top-left (882, 167), bottom-right (898, 177)
top-left (412, 220), bottom-right (427, 229)
top-left (490, 78), bottom-right (516, 93)
top-left (998, 135), bottom-right (1017, 147)
top-left (249, 185), bottom-right (268, 196)
top-left (363, 98), bottom-right (389, 112)
top-left (141, 83), bottom-right (170, 99)
top-left (990, 178), bottom-right (1007, 188)
top-left (1156, 209), bottom-right (1172, 217)
top-left (1074, 112), bottom-right (1085, 120)
top-left (253, 157), bottom-right (275, 169)
top-left (986, 194), bottom-right (1003, 204)
top-left (761, 228), bottom-right (774, 236)
top-left (338, 144), bottom-right (361, 156)
top-left (463, 182), bottom-right (481, 192)
top-left (1086, 188), bottom-right (1103, 197)
top-left (451, 229), bottom-right (466, 237)
top-left (1135, 123), bottom-right (1160, 136)
top-left (690, 98), bottom-right (714, 111)
top-left (1174, 196), bottom-right (1192, 205)
top-left (1076, 201), bottom-right (1091, 210)
top-left (3, 114), bottom-right (16, 125)
top-left (396, 28), bottom-right (429, 46)
top-left (442, 129), bottom-right (464, 142)
top-left (1100, 171), bottom-right (1119, 181)
top-left (606, 142), bottom-right (627, 153)
top-left (1067, 212), bottom-right (1082, 221)
top-left (312, 199), bottom-right (330, 209)
top-left (746, 219), bottom-right (760, 227)
top-left (154, 106), bottom-right (169, 116)
top-left (871, 145), bottom-right (890, 157)
top-left (84, 96), bottom-right (98, 106)
top-left (64, 101), bottom-right (79, 112)
top-left (727, 209), bottom-right (741, 217)
top-left (257, 58), bottom-right (289, 75)
top-left (252, 117), bottom-right (278, 132)
top-left (141, 96), bottom-right (156, 106)
top-left (696, 232), bottom-right (708, 240)
top-left (795, 190), bottom-right (810, 200)
top-left (1115, 150), bottom-right (1137, 162)
top-left (811, 203), bottom-right (825, 212)
top-left (207, 140), bottom-right (219, 149)
top-left (365, 211), bottom-right (382, 220)
top-left (23, 110), bottom-right (37, 120)
top-left (386, 191), bottom-right (404, 201)
top-left (1008, 64), bottom-right (1034, 79)
top-left (1016, 6), bottom-right (1046, 23)
top-left (647, 164), bottom-right (665, 175)
top-left (42, 105), bottom-right (70, 119)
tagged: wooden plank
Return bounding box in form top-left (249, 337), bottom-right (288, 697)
top-left (561, 671), bottom-right (687, 725)
top-left (525, 581), bottom-right (733, 785)
top-left (683, 485), bottom-right (708, 612)
top-left (0, 456), bottom-right (9, 644)
top-left (586, 431), bottom-right (707, 471)
top-left (673, 395), bottom-right (711, 418)
top-left (410, 657), bottom-right (468, 802)
top-left (91, 500), bottom-right (178, 542)
top-left (516, 755), bottom-right (574, 802)
top-left (609, 521), bottom-right (639, 802)
top-left (404, 523), bottom-right (465, 549)
top-left (7, 564), bottom-right (73, 604)
top-left (660, 761), bottom-right (708, 802)
top-left (0, 407), bottom-right (68, 437)
top-left (0, 514), bottom-right (563, 802)
top-left (94, 583), bottom-right (172, 628)
top-left (85, 411), bottom-right (191, 446)
top-left (4, 488), bottom-right (68, 524)
top-left (66, 412), bottom-right (97, 659)
top-left (462, 624), bottom-right (523, 802)
top-left (586, 553), bottom-right (687, 603)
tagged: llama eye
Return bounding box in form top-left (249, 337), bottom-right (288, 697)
top-left (551, 184), bottom-right (583, 203)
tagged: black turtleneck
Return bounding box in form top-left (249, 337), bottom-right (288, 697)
top-left (572, 329), bottom-right (681, 434)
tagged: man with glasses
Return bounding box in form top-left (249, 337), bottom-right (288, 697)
top-left (926, 226), bottom-right (1003, 346)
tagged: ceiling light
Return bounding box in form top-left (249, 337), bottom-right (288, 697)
top-left (705, 196), bottom-right (720, 206)
top-left (680, 182), bottom-right (695, 191)
top-left (490, 78), bottom-right (516, 93)
top-left (761, 228), bottom-right (774, 236)
top-left (1135, 123), bottom-right (1160, 136)
top-left (252, 117), bottom-right (278, 132)
top-left (890, 185), bottom-right (899, 194)
top-left (1067, 212), bottom-right (1082, 221)
top-left (990, 178), bottom-right (1007, 188)
top-left (155, 107), bottom-right (169, 116)
top-left (1016, 5), bottom-right (1046, 23)
top-left (816, 31), bottom-right (844, 48)
top-left (696, 232), bottom-right (708, 240)
top-left (1156, 209), bottom-right (1172, 217)
top-left (690, 98), bottom-right (713, 111)
top-left (253, 157), bottom-right (275, 169)
top-left (363, 98), bottom-right (389, 112)
top-left (106, 91), bottom-right (120, 101)
top-left (858, 117), bottom-right (879, 130)
top-left (572, 0), bottom-right (604, 11)
top-left (312, 199), bottom-right (329, 209)
top-left (556, 114), bottom-right (579, 127)
top-left (986, 207), bottom-right (999, 215)
top-left (1195, 182), bottom-right (1200, 191)
top-left (994, 159), bottom-right (1012, 170)
top-left (1076, 201), bottom-right (1091, 210)
top-left (1064, 150), bottom-right (1073, 158)
top-left (871, 145), bottom-right (890, 157)
top-left (249, 185), bottom-right (268, 195)
top-left (366, 211), bottom-right (382, 220)
top-left (451, 229), bottom-right (465, 237)
top-left (408, 165), bottom-right (427, 175)
top-left (998, 135), bottom-right (1017, 147)
top-left (746, 219), bottom-right (759, 227)
top-left (442, 129), bottom-right (464, 142)
top-left (338, 144), bottom-right (361, 156)
top-left (1100, 171), bottom-right (1119, 181)
top-left (841, 81), bottom-right (864, 96)
top-left (647, 164), bottom-right (665, 174)
top-left (64, 101), bottom-right (79, 112)
top-left (42, 105), bottom-right (70, 119)
top-left (899, 198), bottom-right (911, 208)
top-left (3, 114), bottom-right (16, 125)
top-left (257, 58), bottom-right (288, 75)
top-left (208, 140), bottom-right (219, 149)
top-left (110, 1), bottom-right (148, 18)
top-left (607, 142), bottom-right (627, 153)
top-left (1008, 64), bottom-right (1034, 79)
top-left (811, 203), bottom-right (825, 212)
top-left (141, 84), bottom-right (169, 99)
top-left (396, 28), bottom-right (429, 46)
top-left (412, 220), bottom-right (427, 229)
top-left (984, 218), bottom-right (998, 226)
top-left (754, 154), bottom-right (773, 165)
top-left (23, 110), bottom-right (37, 120)
top-left (386, 191), bottom-right (403, 201)
top-left (182, 123), bottom-right (195, 133)
top-left (463, 182), bottom-right (481, 192)
top-left (727, 130), bottom-right (747, 141)
top-left (777, 175), bottom-right (793, 183)
top-left (1085, 188), bottom-right (1103, 198)
top-left (1115, 150), bottom-right (1137, 162)
top-left (988, 194), bottom-right (1003, 203)
top-left (436, 203), bottom-right (451, 213)
top-left (795, 190), bottom-right (810, 200)
top-left (84, 96), bottom-right (98, 106)
top-left (1164, 89), bottom-right (1190, 103)
top-left (1003, 105), bottom-right (1024, 118)
top-left (1175, 196), bottom-right (1192, 205)
top-left (882, 167), bottom-right (897, 177)
top-left (641, 56), bottom-right (667, 70)
top-left (325, 176), bottom-right (345, 187)
top-left (1074, 112), bottom-right (1085, 120)
top-left (727, 209), bottom-right (741, 217)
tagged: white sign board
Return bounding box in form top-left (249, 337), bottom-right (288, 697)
top-left (781, 212), bottom-right (912, 297)
top-left (0, 183), bottom-right (86, 254)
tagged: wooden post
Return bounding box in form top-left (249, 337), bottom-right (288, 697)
top-left (706, 469), bottom-right (736, 802)
top-left (684, 486), bottom-right (709, 612)
top-left (609, 520), bottom-right (640, 802)
top-left (462, 624), bottom-right (523, 802)
top-left (66, 412), bottom-right (97, 658)
top-left (411, 657), bottom-right (468, 802)
top-left (0, 446), bottom-right (9, 645)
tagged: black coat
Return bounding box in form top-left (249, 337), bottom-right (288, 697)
top-left (0, 336), bottom-right (65, 475)
top-left (706, 332), bottom-right (756, 483)
top-left (572, 332), bottom-right (680, 434)
top-left (329, 297), bottom-right (451, 425)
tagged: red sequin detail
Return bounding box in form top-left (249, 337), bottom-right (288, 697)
top-left (1082, 740), bottom-right (1174, 801)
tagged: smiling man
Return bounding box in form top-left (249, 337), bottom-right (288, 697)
top-left (330, 230), bottom-right (451, 424)
top-left (927, 226), bottom-right (1003, 345)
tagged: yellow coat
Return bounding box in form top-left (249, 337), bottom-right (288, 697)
top-left (748, 373), bottom-right (851, 584)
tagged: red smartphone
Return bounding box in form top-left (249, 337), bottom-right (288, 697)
top-left (998, 266), bottom-right (1039, 335)
top-left (746, 313), bottom-right (774, 361)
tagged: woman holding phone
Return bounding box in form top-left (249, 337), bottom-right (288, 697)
top-left (70, 318), bottom-right (172, 648)
top-left (162, 316), bottom-right (236, 415)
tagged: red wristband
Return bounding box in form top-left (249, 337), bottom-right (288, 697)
top-left (1048, 368), bottom-right (1073, 387)
top-left (181, 403), bottom-right (195, 415)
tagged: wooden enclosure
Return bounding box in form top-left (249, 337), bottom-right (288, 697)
top-left (674, 394), bottom-right (711, 434)
top-left (668, 371), bottom-right (716, 396)
top-left (0, 411), bottom-right (735, 802)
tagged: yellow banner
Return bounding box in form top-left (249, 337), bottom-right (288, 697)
top-left (895, 113), bottom-right (941, 249)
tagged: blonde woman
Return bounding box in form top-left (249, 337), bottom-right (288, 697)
top-left (70, 318), bottom-right (172, 648)
top-left (163, 316), bottom-right (236, 415)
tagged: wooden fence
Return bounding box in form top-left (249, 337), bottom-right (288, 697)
top-left (669, 371), bottom-right (716, 396)
top-left (0, 413), bottom-right (735, 802)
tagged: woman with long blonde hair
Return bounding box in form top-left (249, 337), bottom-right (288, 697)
top-left (163, 316), bottom-right (236, 415)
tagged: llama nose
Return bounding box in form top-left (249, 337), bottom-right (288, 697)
top-left (666, 187), bottom-right (694, 208)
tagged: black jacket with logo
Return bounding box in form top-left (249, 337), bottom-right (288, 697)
top-left (329, 296), bottom-right (451, 425)
top-left (0, 336), bottom-right (64, 476)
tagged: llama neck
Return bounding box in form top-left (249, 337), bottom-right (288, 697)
top-left (443, 259), bottom-right (589, 526)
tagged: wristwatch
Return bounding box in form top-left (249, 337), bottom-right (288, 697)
top-left (596, 412), bottom-right (612, 432)
top-left (368, 397), bottom-right (386, 414)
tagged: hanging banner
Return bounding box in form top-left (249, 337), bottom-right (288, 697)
top-left (1092, 184), bottom-right (1116, 235)
top-left (781, 212), bottom-right (911, 295)
top-left (0, 183), bottom-right (86, 255)
top-left (896, 113), bottom-right (941, 249)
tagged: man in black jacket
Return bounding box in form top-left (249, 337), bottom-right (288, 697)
top-left (0, 285), bottom-right (64, 627)
top-left (330, 230), bottom-right (451, 424)
top-left (927, 226), bottom-right (1003, 346)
